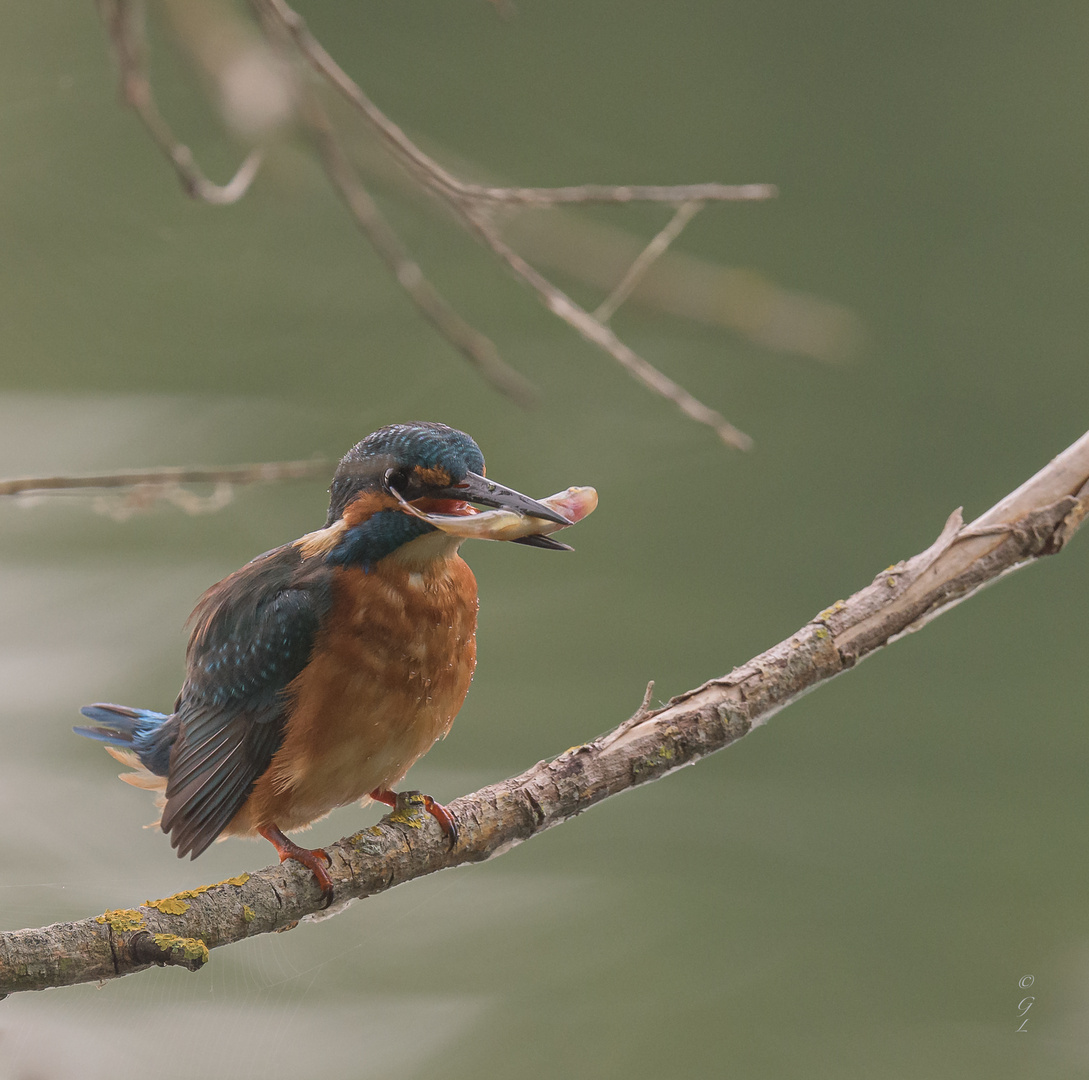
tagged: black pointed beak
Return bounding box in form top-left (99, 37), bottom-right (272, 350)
top-left (510, 534), bottom-right (573, 551)
top-left (436, 471), bottom-right (571, 527)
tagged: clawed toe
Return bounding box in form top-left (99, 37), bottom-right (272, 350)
top-left (260, 824), bottom-right (335, 908)
top-left (421, 795), bottom-right (459, 847)
top-left (371, 787), bottom-right (458, 847)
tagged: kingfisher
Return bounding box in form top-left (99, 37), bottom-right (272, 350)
top-left (76, 422), bottom-right (592, 904)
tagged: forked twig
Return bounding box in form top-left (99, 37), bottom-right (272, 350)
top-left (249, 0), bottom-right (761, 446)
top-left (99, 0), bottom-right (776, 445)
top-left (465, 209), bottom-right (753, 449)
top-left (293, 67), bottom-right (537, 405)
top-left (97, 0), bottom-right (262, 204)
top-left (251, 0), bottom-right (775, 211)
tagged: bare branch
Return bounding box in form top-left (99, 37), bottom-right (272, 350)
top-left (466, 210), bottom-right (754, 449)
top-left (247, 0), bottom-right (760, 444)
top-left (250, 0), bottom-right (774, 210)
top-left (286, 63), bottom-right (537, 406)
top-left (503, 208), bottom-right (862, 362)
top-left (420, 182), bottom-right (776, 207)
top-left (97, 0), bottom-right (262, 204)
top-left (594, 201), bottom-right (703, 323)
top-left (96, 0), bottom-right (787, 439)
top-left (346, 140), bottom-right (859, 361)
top-left (0, 460), bottom-right (330, 498)
top-left (4, 429), bottom-right (1086, 997)
top-left (95, 0), bottom-right (784, 439)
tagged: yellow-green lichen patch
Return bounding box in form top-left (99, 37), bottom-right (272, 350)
top-left (144, 873), bottom-right (251, 913)
top-left (388, 792), bottom-right (431, 829)
top-left (816, 600), bottom-right (847, 621)
top-left (814, 625), bottom-right (830, 641)
top-left (632, 740), bottom-right (679, 780)
top-left (886, 576), bottom-right (897, 588)
top-left (95, 909), bottom-right (145, 933)
top-left (389, 807), bottom-right (425, 829)
top-left (242, 905), bottom-right (256, 923)
top-left (146, 896), bottom-right (190, 915)
top-left (153, 934), bottom-right (209, 964)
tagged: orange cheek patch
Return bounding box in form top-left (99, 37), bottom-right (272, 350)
top-left (342, 491), bottom-right (399, 526)
top-left (414, 466), bottom-right (453, 488)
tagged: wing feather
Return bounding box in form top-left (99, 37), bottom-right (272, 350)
top-left (161, 544), bottom-right (333, 858)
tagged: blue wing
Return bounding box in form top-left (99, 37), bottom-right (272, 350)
top-left (160, 544), bottom-right (333, 859)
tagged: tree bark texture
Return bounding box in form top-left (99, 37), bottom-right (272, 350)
top-left (2, 429), bottom-right (1088, 998)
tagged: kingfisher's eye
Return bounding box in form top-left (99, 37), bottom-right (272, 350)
top-left (384, 468), bottom-right (409, 495)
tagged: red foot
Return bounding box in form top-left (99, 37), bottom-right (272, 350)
top-left (370, 787), bottom-right (459, 848)
top-left (260, 824), bottom-right (334, 908)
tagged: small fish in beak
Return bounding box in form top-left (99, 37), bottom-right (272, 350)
top-left (393, 486), bottom-right (598, 546)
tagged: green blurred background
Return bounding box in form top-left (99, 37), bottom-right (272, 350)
top-left (2, 2), bottom-right (1088, 1077)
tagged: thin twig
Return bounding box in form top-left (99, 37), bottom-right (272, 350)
top-left (97, 0), bottom-right (262, 204)
top-left (3, 427), bottom-right (1086, 996)
top-left (250, 0), bottom-right (775, 209)
top-left (285, 62), bottom-right (537, 405)
top-left (339, 135), bottom-right (861, 361)
top-left (101, 0), bottom-right (532, 404)
top-left (0, 460), bottom-right (330, 498)
top-left (450, 183), bottom-right (776, 206)
top-left (466, 210), bottom-right (753, 449)
top-left (594, 201), bottom-right (703, 323)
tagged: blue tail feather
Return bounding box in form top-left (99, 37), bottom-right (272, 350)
top-left (75, 703), bottom-right (176, 777)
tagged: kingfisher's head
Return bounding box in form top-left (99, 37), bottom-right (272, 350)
top-left (322, 422), bottom-right (568, 568)
top-left (326, 422), bottom-right (486, 525)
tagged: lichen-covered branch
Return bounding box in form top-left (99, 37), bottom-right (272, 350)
top-left (3, 429), bottom-right (1086, 999)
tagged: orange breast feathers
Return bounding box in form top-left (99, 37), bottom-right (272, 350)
top-left (228, 554), bottom-right (479, 837)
